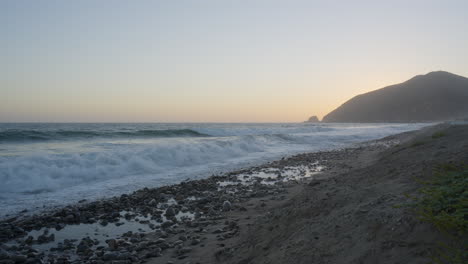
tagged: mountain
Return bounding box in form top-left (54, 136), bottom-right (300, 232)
top-left (322, 71), bottom-right (468, 123)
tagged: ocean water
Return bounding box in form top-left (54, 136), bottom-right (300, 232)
top-left (0, 123), bottom-right (429, 216)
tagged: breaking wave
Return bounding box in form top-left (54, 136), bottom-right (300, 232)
top-left (0, 129), bottom-right (209, 142)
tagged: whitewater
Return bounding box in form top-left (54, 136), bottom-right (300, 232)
top-left (0, 123), bottom-right (430, 217)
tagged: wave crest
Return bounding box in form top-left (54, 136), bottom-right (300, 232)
top-left (0, 129), bottom-right (209, 142)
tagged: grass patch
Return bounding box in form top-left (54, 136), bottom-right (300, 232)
top-left (411, 140), bottom-right (427, 147)
top-left (432, 131), bottom-right (446, 139)
top-left (412, 164), bottom-right (468, 263)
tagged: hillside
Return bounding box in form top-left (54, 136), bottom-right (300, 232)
top-left (322, 71), bottom-right (468, 122)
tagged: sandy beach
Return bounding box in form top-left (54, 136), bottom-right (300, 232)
top-left (0, 123), bottom-right (466, 264)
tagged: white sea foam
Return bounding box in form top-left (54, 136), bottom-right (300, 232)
top-left (0, 123), bottom-right (431, 216)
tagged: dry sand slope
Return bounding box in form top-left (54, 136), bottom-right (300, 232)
top-left (221, 124), bottom-right (468, 264)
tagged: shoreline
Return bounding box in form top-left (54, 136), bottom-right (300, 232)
top-left (1, 123), bottom-right (463, 263)
top-left (0, 122), bottom-right (430, 219)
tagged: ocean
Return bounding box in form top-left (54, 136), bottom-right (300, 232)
top-left (0, 122), bottom-right (429, 216)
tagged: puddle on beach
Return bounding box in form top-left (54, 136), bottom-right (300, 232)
top-left (217, 164), bottom-right (325, 188)
top-left (7, 202), bottom-right (195, 254)
top-left (5, 163), bottom-right (323, 259)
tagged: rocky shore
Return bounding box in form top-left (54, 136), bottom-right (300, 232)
top-left (0, 139), bottom-right (388, 264)
top-left (1, 123), bottom-right (465, 264)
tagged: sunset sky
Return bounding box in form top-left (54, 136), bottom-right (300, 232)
top-left (2, 0), bottom-right (468, 122)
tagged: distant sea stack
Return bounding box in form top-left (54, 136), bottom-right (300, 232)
top-left (305, 116), bottom-right (320, 123)
top-left (322, 71), bottom-right (468, 123)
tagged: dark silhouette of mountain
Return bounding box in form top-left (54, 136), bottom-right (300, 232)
top-left (322, 71), bottom-right (468, 123)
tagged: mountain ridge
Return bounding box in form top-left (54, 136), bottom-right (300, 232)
top-left (322, 71), bottom-right (468, 123)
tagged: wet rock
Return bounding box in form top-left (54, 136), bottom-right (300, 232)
top-left (54, 256), bottom-right (70, 264)
top-left (155, 238), bottom-right (166, 244)
top-left (37, 233), bottom-right (55, 244)
top-left (212, 228), bottom-right (224, 234)
top-left (10, 255), bottom-right (27, 263)
top-left (222, 201), bottom-right (232, 211)
top-left (148, 199), bottom-right (158, 206)
top-left (107, 239), bottom-right (118, 250)
top-left (76, 237), bottom-right (94, 255)
top-left (144, 247), bottom-right (162, 258)
top-left (24, 257), bottom-right (42, 264)
top-left (108, 260), bottom-right (131, 264)
top-left (102, 252), bottom-right (120, 261)
top-left (165, 207), bottom-right (176, 217)
top-left (161, 221), bottom-right (174, 229)
top-left (24, 236), bottom-right (34, 245)
top-left (0, 248), bottom-right (11, 260)
top-left (54, 223), bottom-right (66, 231)
top-left (75, 242), bottom-right (89, 254)
top-left (177, 247), bottom-right (192, 255)
top-left (64, 214), bottom-right (75, 223)
top-left (208, 208), bottom-right (217, 216)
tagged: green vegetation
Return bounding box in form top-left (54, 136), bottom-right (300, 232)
top-left (410, 140), bottom-right (427, 147)
top-left (432, 131), bottom-right (446, 139)
top-left (413, 164), bottom-right (468, 264)
top-left (409, 130), bottom-right (445, 147)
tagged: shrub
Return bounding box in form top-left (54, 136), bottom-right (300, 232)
top-left (432, 132), bottom-right (446, 139)
top-left (411, 140), bottom-right (426, 147)
top-left (413, 164), bottom-right (468, 264)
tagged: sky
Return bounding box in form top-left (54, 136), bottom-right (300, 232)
top-left (2, 0), bottom-right (468, 123)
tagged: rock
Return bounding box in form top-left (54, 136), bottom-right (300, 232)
top-left (222, 201), bottom-right (232, 211)
top-left (155, 238), bottom-right (166, 244)
top-left (177, 247), bottom-right (192, 255)
top-left (148, 199), bottom-right (158, 206)
top-left (107, 239), bottom-right (118, 250)
top-left (24, 236), bottom-right (34, 244)
top-left (173, 240), bottom-right (184, 246)
top-left (165, 207), bottom-right (176, 217)
top-left (75, 243), bottom-right (89, 254)
top-left (305, 115), bottom-right (320, 123)
top-left (24, 257), bottom-right (42, 264)
top-left (212, 228), bottom-right (224, 234)
top-left (161, 221), bottom-right (173, 228)
top-left (65, 214), bottom-right (75, 223)
top-left (208, 208), bottom-right (217, 216)
top-left (102, 252), bottom-right (120, 261)
top-left (308, 179), bottom-right (322, 186)
top-left (55, 223), bottom-right (66, 231)
top-left (0, 248), bottom-right (11, 260)
top-left (37, 233), bottom-right (54, 244)
top-left (107, 261), bottom-right (131, 264)
top-left (144, 251), bottom-right (161, 258)
top-left (10, 255), bottom-right (27, 263)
